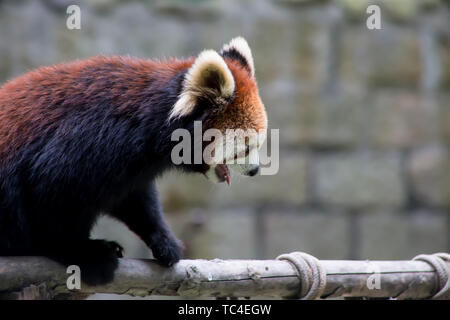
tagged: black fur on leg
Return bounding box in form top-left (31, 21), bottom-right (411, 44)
top-left (150, 232), bottom-right (184, 266)
top-left (109, 181), bottom-right (184, 267)
top-left (47, 239), bottom-right (123, 286)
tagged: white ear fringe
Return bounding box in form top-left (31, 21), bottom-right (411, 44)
top-left (221, 36), bottom-right (255, 77)
top-left (169, 93), bottom-right (195, 120)
top-left (169, 50), bottom-right (235, 120)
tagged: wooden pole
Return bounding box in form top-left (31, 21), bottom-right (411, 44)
top-left (0, 256), bottom-right (448, 299)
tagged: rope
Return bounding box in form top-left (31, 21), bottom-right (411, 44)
top-left (413, 253), bottom-right (450, 300)
top-left (276, 252), bottom-right (327, 300)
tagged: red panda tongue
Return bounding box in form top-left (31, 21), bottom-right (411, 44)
top-left (215, 164), bottom-right (230, 186)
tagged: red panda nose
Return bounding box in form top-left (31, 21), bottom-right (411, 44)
top-left (247, 165), bottom-right (259, 177)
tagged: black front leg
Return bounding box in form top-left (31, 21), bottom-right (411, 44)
top-left (109, 181), bottom-right (183, 266)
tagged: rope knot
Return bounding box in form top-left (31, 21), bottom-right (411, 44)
top-left (413, 253), bottom-right (450, 300)
top-left (276, 252), bottom-right (326, 300)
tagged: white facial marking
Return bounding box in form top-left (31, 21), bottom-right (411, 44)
top-left (206, 129), bottom-right (264, 181)
top-left (205, 165), bottom-right (221, 183)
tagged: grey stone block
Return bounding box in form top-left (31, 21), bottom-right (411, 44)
top-left (440, 96), bottom-right (450, 143)
top-left (442, 41), bottom-right (450, 88)
top-left (341, 25), bottom-right (421, 87)
top-left (265, 210), bottom-right (351, 260)
top-left (261, 82), bottom-right (365, 148)
top-left (157, 171), bottom-right (214, 211)
top-left (315, 152), bottom-right (406, 208)
top-left (295, 91), bottom-right (366, 148)
top-left (214, 151), bottom-right (309, 206)
top-left (360, 211), bottom-right (448, 260)
top-left (166, 209), bottom-right (257, 260)
top-left (370, 90), bottom-right (439, 148)
top-left (408, 145), bottom-right (450, 208)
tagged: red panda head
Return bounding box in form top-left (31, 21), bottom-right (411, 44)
top-left (169, 37), bottom-right (267, 184)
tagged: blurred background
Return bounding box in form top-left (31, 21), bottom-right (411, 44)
top-left (0, 0), bottom-right (449, 297)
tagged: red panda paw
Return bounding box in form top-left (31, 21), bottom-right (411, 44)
top-left (150, 233), bottom-right (184, 267)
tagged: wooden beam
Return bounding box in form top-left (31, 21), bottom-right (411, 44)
top-left (0, 256), bottom-right (448, 299)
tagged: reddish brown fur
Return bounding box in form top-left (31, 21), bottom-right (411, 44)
top-left (208, 58), bottom-right (266, 134)
top-left (0, 56), bottom-right (194, 165)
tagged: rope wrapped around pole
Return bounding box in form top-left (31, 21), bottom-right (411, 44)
top-left (276, 252), bottom-right (326, 300)
top-left (413, 253), bottom-right (450, 300)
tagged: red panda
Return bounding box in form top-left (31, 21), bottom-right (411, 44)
top-left (0, 37), bottom-right (267, 285)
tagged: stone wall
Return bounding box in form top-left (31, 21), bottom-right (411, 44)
top-left (0, 0), bottom-right (449, 264)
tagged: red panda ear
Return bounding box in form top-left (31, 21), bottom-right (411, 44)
top-left (220, 37), bottom-right (255, 77)
top-left (169, 50), bottom-right (235, 120)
